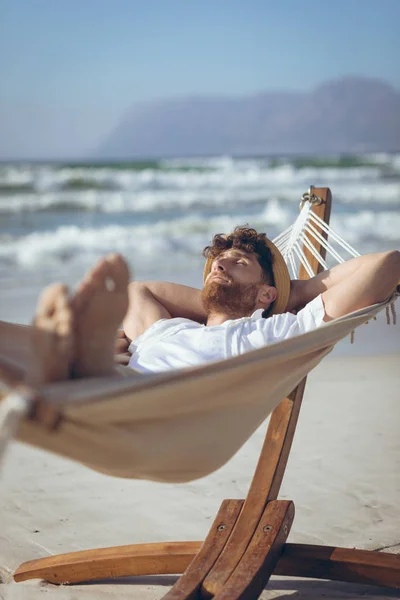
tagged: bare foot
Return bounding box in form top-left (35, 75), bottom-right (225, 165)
top-left (27, 284), bottom-right (74, 386)
top-left (71, 254), bottom-right (130, 378)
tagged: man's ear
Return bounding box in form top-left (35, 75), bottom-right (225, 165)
top-left (258, 284), bottom-right (277, 308)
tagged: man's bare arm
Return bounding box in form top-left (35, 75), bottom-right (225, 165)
top-left (123, 281), bottom-right (206, 341)
top-left (288, 251), bottom-right (400, 321)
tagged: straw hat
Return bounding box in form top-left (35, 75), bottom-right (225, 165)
top-left (203, 236), bottom-right (291, 315)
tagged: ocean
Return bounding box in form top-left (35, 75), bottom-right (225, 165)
top-left (0, 154), bottom-right (399, 354)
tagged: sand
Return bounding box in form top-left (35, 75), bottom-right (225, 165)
top-left (1, 354), bottom-right (399, 599)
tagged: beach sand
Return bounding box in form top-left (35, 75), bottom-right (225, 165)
top-left (1, 353), bottom-right (399, 599)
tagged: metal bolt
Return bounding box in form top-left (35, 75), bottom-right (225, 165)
top-left (263, 525), bottom-right (273, 532)
top-left (217, 525), bottom-right (226, 532)
top-left (284, 525), bottom-right (288, 535)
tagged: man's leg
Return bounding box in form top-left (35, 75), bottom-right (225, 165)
top-left (27, 255), bottom-right (133, 382)
top-left (0, 284), bottom-right (75, 387)
top-left (0, 253), bottom-right (136, 387)
top-left (26, 284), bottom-right (74, 386)
top-left (0, 322), bottom-right (133, 385)
top-left (71, 253), bottom-right (131, 378)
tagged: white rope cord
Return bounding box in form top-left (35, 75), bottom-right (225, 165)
top-left (299, 230), bottom-right (330, 270)
top-left (277, 198), bottom-right (397, 345)
top-left (304, 223), bottom-right (345, 265)
top-left (273, 200), bottom-right (363, 278)
top-left (291, 246), bottom-right (312, 278)
top-left (311, 213), bottom-right (358, 254)
top-left (273, 225), bottom-right (293, 246)
top-left (309, 212), bottom-right (360, 258)
top-left (297, 230), bottom-right (329, 269)
top-left (391, 301), bottom-right (397, 325)
top-left (275, 208), bottom-right (306, 249)
top-left (274, 217), bottom-right (304, 243)
top-left (273, 231), bottom-right (293, 256)
top-left (287, 251), bottom-right (298, 280)
top-left (279, 239), bottom-right (296, 278)
top-left (0, 391), bottom-right (32, 471)
top-left (273, 231), bottom-right (289, 251)
top-left (292, 242), bottom-right (315, 278)
top-left (273, 203), bottom-right (313, 267)
top-left (305, 221), bottom-right (345, 262)
top-left (286, 203), bottom-right (312, 251)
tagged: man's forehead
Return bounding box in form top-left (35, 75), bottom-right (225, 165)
top-left (218, 249), bottom-right (258, 261)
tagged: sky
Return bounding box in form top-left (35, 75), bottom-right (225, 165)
top-left (1, 0), bottom-right (399, 159)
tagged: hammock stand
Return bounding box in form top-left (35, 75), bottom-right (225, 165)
top-left (12, 187), bottom-right (400, 598)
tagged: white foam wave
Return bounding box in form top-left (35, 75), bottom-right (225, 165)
top-left (331, 211), bottom-right (400, 245)
top-left (1, 206), bottom-right (398, 272)
top-left (1, 156), bottom-right (400, 214)
top-left (1, 177), bottom-right (399, 216)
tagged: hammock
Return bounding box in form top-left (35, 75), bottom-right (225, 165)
top-left (0, 189), bottom-right (397, 483)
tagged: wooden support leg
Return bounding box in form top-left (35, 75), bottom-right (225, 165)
top-left (202, 500), bottom-right (294, 600)
top-left (14, 540), bottom-right (400, 593)
top-left (13, 500), bottom-right (243, 587)
top-left (163, 499), bottom-right (243, 600)
top-left (14, 541), bottom-right (201, 585)
top-left (275, 543), bottom-right (400, 589)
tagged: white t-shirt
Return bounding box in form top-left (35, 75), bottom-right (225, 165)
top-left (128, 294), bottom-right (325, 374)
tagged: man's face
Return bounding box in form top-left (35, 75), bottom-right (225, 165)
top-left (201, 249), bottom-right (266, 318)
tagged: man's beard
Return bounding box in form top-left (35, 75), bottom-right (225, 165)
top-left (201, 277), bottom-right (261, 319)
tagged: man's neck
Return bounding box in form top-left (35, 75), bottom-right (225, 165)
top-left (206, 312), bottom-right (231, 326)
top-left (206, 310), bottom-right (253, 326)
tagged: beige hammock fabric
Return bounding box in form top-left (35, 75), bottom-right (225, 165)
top-left (9, 295), bottom-right (395, 483)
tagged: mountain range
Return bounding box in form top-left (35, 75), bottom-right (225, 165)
top-left (97, 77), bottom-right (400, 158)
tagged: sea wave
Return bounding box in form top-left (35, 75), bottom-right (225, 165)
top-left (1, 155), bottom-right (400, 209)
top-left (1, 179), bottom-right (399, 215)
top-left (1, 206), bottom-right (398, 271)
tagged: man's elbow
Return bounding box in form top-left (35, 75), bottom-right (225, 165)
top-left (382, 249), bottom-right (400, 260)
top-left (370, 250), bottom-right (400, 304)
top-left (388, 249), bottom-right (400, 264)
top-left (381, 250), bottom-right (400, 277)
top-left (387, 250), bottom-right (400, 291)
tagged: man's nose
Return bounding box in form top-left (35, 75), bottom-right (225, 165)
top-left (213, 258), bottom-right (226, 272)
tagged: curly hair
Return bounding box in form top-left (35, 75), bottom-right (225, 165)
top-left (203, 225), bottom-right (275, 285)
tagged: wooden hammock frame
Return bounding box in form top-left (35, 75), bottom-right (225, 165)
top-left (14, 188), bottom-right (400, 598)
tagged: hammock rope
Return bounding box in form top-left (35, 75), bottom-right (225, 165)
top-left (273, 197), bottom-right (361, 277)
top-left (0, 391), bottom-right (31, 471)
top-left (273, 192), bottom-right (397, 335)
top-left (283, 193), bottom-right (396, 332)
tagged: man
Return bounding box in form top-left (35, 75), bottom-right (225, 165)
top-left (0, 226), bottom-right (399, 385)
top-left (122, 226), bottom-right (399, 374)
